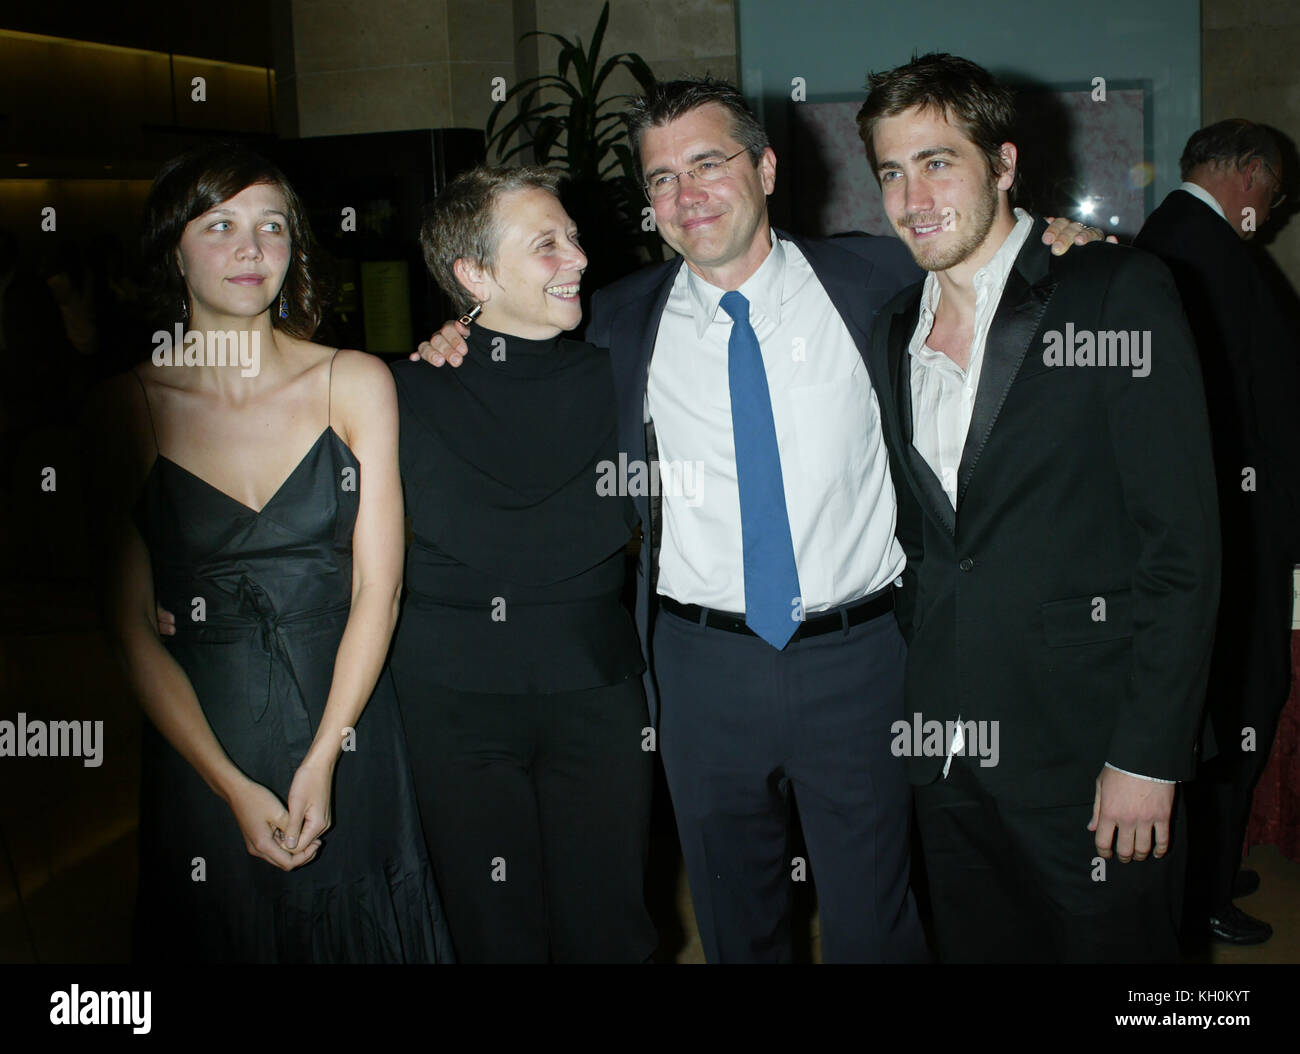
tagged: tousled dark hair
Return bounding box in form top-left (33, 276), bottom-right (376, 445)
top-left (626, 78), bottom-right (770, 182)
top-left (1180, 118), bottom-right (1282, 182)
top-left (857, 52), bottom-right (1021, 199)
top-left (140, 142), bottom-right (328, 338)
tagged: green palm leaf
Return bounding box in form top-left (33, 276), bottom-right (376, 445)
top-left (484, 2), bottom-right (664, 263)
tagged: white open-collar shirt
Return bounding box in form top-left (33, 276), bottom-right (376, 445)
top-left (646, 231), bottom-right (905, 614)
top-left (907, 208), bottom-right (1034, 508)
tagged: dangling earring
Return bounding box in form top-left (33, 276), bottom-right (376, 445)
top-left (179, 294), bottom-right (189, 324)
top-left (278, 290), bottom-right (289, 320)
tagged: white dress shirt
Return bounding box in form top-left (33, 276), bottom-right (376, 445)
top-left (908, 209), bottom-right (1034, 507)
top-left (908, 210), bottom-right (1171, 784)
top-left (646, 231), bottom-right (905, 613)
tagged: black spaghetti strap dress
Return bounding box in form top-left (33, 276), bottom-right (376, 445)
top-left (127, 360), bottom-right (453, 962)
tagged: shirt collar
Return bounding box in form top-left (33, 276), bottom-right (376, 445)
top-left (1179, 181), bottom-right (1228, 223)
top-left (686, 229), bottom-right (786, 338)
top-left (916, 207), bottom-right (1035, 326)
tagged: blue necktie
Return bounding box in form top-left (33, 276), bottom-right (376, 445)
top-left (720, 291), bottom-right (802, 649)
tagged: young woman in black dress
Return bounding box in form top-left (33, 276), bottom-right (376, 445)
top-left (389, 166), bottom-right (655, 962)
top-left (84, 144), bottom-right (452, 962)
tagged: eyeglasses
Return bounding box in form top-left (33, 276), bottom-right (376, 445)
top-left (643, 149), bottom-right (748, 201)
top-left (1259, 158), bottom-right (1287, 210)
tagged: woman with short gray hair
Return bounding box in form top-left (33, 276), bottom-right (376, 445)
top-left (389, 165), bottom-right (655, 962)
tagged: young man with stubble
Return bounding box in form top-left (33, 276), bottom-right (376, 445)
top-left (859, 53), bottom-right (1220, 963)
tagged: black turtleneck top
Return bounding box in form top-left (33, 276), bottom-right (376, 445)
top-left (389, 323), bottom-right (643, 694)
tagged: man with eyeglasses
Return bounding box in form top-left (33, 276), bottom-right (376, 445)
top-left (583, 78), bottom-right (1099, 963)
top-left (586, 81), bottom-right (927, 964)
top-left (414, 77), bottom-right (1099, 962)
top-left (1136, 119), bottom-right (1300, 948)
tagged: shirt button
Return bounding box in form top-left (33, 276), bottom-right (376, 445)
top-left (959, 557), bottom-right (974, 571)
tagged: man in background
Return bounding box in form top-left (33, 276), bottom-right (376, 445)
top-left (861, 52), bottom-right (1220, 961)
top-left (1136, 119), bottom-right (1300, 946)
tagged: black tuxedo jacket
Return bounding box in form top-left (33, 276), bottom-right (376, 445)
top-left (586, 230), bottom-right (921, 726)
top-left (870, 218), bottom-right (1221, 805)
top-left (1134, 189), bottom-right (1300, 541)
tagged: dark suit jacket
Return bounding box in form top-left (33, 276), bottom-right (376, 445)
top-left (870, 217), bottom-right (1221, 806)
top-left (1134, 188), bottom-right (1300, 543)
top-left (586, 229), bottom-right (921, 726)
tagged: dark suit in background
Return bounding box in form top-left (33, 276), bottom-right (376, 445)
top-left (873, 220), bottom-right (1220, 961)
top-left (1135, 189), bottom-right (1300, 931)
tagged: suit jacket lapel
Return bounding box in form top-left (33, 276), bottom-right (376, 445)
top-left (886, 294), bottom-right (919, 446)
top-left (884, 289), bottom-right (958, 536)
top-left (812, 258), bottom-right (873, 358)
top-left (795, 230), bottom-right (962, 535)
top-left (783, 230), bottom-right (903, 387)
top-left (630, 260), bottom-right (681, 398)
top-left (630, 258), bottom-right (684, 587)
top-left (956, 231), bottom-right (1058, 509)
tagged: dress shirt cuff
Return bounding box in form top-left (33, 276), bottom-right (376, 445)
top-left (1104, 761), bottom-right (1176, 784)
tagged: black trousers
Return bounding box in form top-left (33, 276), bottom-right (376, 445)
top-left (914, 759), bottom-right (1186, 963)
top-left (651, 603), bottom-right (927, 963)
top-left (391, 671), bottom-right (656, 963)
top-left (1186, 522), bottom-right (1295, 925)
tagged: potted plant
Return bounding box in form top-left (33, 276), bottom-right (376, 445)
top-left (485, 2), bottom-right (663, 297)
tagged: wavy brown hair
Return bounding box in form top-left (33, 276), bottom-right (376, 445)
top-left (857, 53), bottom-right (1021, 201)
top-left (140, 143), bottom-right (329, 339)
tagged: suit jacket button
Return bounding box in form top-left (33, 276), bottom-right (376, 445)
top-left (959, 557), bottom-right (974, 571)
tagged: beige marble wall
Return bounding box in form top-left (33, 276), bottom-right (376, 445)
top-left (501, 0), bottom-right (737, 164)
top-left (531, 0), bottom-right (736, 90)
top-left (1203, 0), bottom-right (1300, 287)
top-left (275, 0), bottom-right (737, 141)
top-left (275, 0), bottom-right (517, 137)
top-left (448, 0), bottom-right (519, 133)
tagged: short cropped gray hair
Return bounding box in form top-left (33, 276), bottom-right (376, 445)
top-left (419, 165), bottom-right (563, 315)
top-left (1179, 119), bottom-right (1282, 182)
